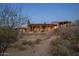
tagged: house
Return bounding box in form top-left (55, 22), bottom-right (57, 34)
top-left (16, 21), bottom-right (71, 33)
top-left (28, 24), bottom-right (58, 32)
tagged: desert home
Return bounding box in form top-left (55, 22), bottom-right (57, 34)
top-left (16, 21), bottom-right (71, 33)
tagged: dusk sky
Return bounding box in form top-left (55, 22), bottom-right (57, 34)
top-left (1, 3), bottom-right (79, 23)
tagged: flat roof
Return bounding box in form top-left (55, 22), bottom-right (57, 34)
top-left (29, 24), bottom-right (57, 26)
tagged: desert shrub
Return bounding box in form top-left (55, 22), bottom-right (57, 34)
top-left (9, 40), bottom-right (33, 51)
top-left (53, 29), bottom-right (60, 35)
top-left (26, 41), bottom-right (33, 46)
top-left (22, 40), bottom-right (33, 46)
top-left (11, 41), bottom-right (27, 51)
top-left (22, 40), bottom-right (29, 45)
top-left (34, 39), bottom-right (42, 44)
top-left (17, 45), bottom-right (26, 51)
top-left (50, 26), bottom-right (79, 56)
top-left (50, 38), bottom-right (72, 56)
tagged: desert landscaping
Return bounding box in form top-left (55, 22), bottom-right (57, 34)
top-left (6, 31), bottom-right (60, 56)
top-left (0, 3), bottom-right (79, 56)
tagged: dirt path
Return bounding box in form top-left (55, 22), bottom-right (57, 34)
top-left (9, 36), bottom-right (59, 56)
top-left (7, 32), bottom-right (59, 56)
top-left (31, 36), bottom-right (58, 56)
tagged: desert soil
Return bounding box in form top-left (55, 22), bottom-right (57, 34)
top-left (6, 31), bottom-right (59, 56)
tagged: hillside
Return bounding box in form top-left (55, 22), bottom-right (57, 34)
top-left (6, 31), bottom-right (59, 56)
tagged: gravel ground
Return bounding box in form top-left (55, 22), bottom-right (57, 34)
top-left (6, 32), bottom-right (59, 56)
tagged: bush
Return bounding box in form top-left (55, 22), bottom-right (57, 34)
top-left (11, 41), bottom-right (27, 51)
top-left (26, 41), bottom-right (33, 46)
top-left (22, 40), bottom-right (29, 45)
top-left (22, 40), bottom-right (33, 46)
top-left (17, 45), bottom-right (27, 51)
top-left (0, 28), bottom-right (18, 55)
top-left (50, 26), bottom-right (79, 56)
top-left (34, 39), bottom-right (42, 44)
top-left (50, 38), bottom-right (72, 56)
top-left (9, 40), bottom-right (33, 51)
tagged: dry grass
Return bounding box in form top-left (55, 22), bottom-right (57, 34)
top-left (50, 26), bottom-right (79, 56)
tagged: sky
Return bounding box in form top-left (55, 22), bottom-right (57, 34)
top-left (1, 3), bottom-right (79, 23)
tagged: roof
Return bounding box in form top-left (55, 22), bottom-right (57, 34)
top-left (29, 24), bottom-right (57, 26)
top-left (58, 21), bottom-right (71, 24)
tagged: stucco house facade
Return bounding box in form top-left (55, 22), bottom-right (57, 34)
top-left (16, 21), bottom-right (71, 33)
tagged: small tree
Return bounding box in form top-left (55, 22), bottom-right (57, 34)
top-left (27, 19), bottom-right (31, 26)
top-left (0, 4), bottom-right (28, 56)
